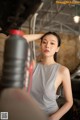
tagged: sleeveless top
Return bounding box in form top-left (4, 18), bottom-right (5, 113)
top-left (30, 63), bottom-right (61, 115)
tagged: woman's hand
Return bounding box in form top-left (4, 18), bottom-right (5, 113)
top-left (23, 34), bottom-right (43, 42)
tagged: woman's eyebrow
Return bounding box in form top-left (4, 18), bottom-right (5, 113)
top-left (51, 40), bottom-right (56, 42)
top-left (42, 39), bottom-right (47, 41)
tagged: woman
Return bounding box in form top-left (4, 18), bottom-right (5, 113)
top-left (24, 32), bottom-right (73, 120)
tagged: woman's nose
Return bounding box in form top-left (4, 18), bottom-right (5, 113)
top-left (46, 43), bottom-right (50, 48)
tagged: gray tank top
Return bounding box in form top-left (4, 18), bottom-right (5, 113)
top-left (30, 63), bottom-right (60, 115)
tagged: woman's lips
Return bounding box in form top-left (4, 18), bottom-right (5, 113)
top-left (44, 49), bottom-right (50, 52)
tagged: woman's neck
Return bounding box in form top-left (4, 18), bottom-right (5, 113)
top-left (41, 56), bottom-right (56, 65)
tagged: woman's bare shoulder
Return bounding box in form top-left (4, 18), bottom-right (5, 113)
top-left (58, 64), bottom-right (71, 83)
top-left (59, 64), bottom-right (70, 75)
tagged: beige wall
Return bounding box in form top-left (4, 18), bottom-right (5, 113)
top-left (0, 33), bottom-right (6, 76)
top-left (57, 33), bottom-right (80, 73)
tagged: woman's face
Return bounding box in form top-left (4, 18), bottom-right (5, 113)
top-left (41, 34), bottom-right (59, 57)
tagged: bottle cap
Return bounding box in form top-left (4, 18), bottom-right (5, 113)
top-left (9, 29), bottom-right (24, 36)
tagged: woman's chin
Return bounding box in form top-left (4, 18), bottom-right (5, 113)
top-left (43, 54), bottom-right (51, 57)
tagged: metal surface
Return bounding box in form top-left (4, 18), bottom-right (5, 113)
top-left (22, 0), bottom-right (80, 35)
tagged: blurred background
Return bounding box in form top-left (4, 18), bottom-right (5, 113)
top-left (0, 0), bottom-right (80, 119)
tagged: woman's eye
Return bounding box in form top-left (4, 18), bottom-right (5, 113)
top-left (51, 42), bottom-right (54, 45)
top-left (42, 41), bottom-right (47, 44)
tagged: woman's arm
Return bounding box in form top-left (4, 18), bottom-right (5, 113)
top-left (49, 67), bottom-right (73, 120)
top-left (23, 34), bottom-right (43, 42)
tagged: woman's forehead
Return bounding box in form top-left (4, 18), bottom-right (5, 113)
top-left (42, 34), bottom-right (58, 42)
